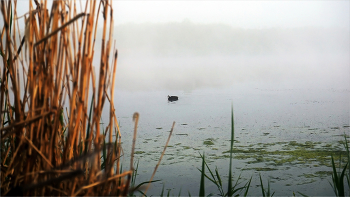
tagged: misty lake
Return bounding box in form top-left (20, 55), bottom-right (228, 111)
top-left (93, 24), bottom-right (350, 196)
top-left (107, 81), bottom-right (349, 196)
top-left (5, 2), bottom-right (349, 196)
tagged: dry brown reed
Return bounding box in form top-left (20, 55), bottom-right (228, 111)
top-left (0, 0), bottom-right (135, 196)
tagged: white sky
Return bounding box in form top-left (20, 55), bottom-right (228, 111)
top-left (112, 1), bottom-right (350, 29)
top-left (8, 1), bottom-right (350, 29)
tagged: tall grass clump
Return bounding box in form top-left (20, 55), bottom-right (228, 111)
top-left (0, 0), bottom-right (141, 195)
top-left (330, 134), bottom-right (350, 197)
top-left (198, 105), bottom-right (251, 196)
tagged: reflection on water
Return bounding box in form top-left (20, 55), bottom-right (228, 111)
top-left (105, 82), bottom-right (349, 196)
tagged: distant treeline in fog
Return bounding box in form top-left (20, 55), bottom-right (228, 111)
top-left (108, 21), bottom-right (349, 56)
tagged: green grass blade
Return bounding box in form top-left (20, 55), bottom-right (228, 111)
top-left (204, 159), bottom-right (217, 183)
top-left (160, 184), bottom-right (165, 197)
top-left (297, 191), bottom-right (309, 197)
top-left (10, 3), bottom-right (12, 34)
top-left (198, 153), bottom-right (220, 189)
top-left (129, 160), bottom-right (140, 196)
top-left (177, 188), bottom-right (182, 197)
top-left (228, 104), bottom-right (234, 197)
top-left (85, 95), bottom-right (94, 154)
top-left (134, 180), bottom-right (161, 192)
top-left (331, 155), bottom-right (339, 196)
top-left (329, 178), bottom-right (338, 196)
top-left (117, 164), bottom-right (123, 190)
top-left (267, 179), bottom-right (271, 197)
top-left (137, 190), bottom-right (147, 197)
top-left (343, 134), bottom-right (350, 184)
top-left (101, 137), bottom-right (107, 169)
top-left (329, 154), bottom-right (348, 197)
top-left (259, 173), bottom-right (266, 197)
top-left (131, 160), bottom-right (139, 184)
top-left (234, 173), bottom-right (243, 189)
top-left (338, 162), bottom-right (348, 196)
top-left (230, 186), bottom-right (245, 195)
top-left (167, 189), bottom-right (171, 197)
top-left (199, 153), bottom-right (205, 197)
top-left (197, 168), bottom-right (217, 186)
top-left (243, 176), bottom-right (252, 197)
top-left (215, 167), bottom-right (222, 187)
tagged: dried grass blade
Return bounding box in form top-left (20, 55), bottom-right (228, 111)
top-left (34, 13), bottom-right (86, 47)
top-left (143, 121), bottom-right (176, 196)
top-left (1, 110), bottom-right (55, 139)
top-left (23, 136), bottom-right (53, 168)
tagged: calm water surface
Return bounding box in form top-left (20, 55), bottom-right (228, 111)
top-left (107, 82), bottom-right (349, 196)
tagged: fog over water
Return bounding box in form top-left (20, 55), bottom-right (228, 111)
top-left (99, 21), bottom-right (350, 195)
top-left (95, 3), bottom-right (350, 195)
top-left (99, 23), bottom-right (350, 92)
top-left (6, 1), bottom-right (350, 93)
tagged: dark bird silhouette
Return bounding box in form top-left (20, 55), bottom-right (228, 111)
top-left (168, 95), bottom-right (178, 102)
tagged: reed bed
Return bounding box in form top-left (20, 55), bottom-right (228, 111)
top-left (0, 0), bottom-right (139, 195)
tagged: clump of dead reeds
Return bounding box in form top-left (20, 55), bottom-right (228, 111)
top-left (0, 0), bottom-right (139, 195)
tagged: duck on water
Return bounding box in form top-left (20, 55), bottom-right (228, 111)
top-left (168, 95), bottom-right (178, 102)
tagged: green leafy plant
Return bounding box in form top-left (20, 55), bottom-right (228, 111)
top-left (197, 105), bottom-right (251, 197)
top-left (330, 155), bottom-right (348, 196)
top-left (198, 153), bottom-right (250, 196)
top-left (129, 160), bottom-right (161, 196)
top-left (330, 134), bottom-right (350, 197)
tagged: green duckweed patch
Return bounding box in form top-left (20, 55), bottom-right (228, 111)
top-left (299, 173), bottom-right (318, 178)
top-left (322, 144), bottom-right (332, 148)
top-left (134, 151), bottom-right (145, 154)
top-left (315, 171), bottom-right (332, 177)
top-left (211, 155), bottom-right (231, 160)
top-left (242, 167), bottom-right (278, 171)
top-left (297, 179), bottom-right (317, 185)
top-left (203, 138), bottom-right (216, 146)
top-left (203, 141), bottom-right (215, 146)
top-left (176, 133), bottom-right (188, 136)
top-left (219, 140), bottom-right (348, 167)
top-left (308, 128), bottom-right (318, 130)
